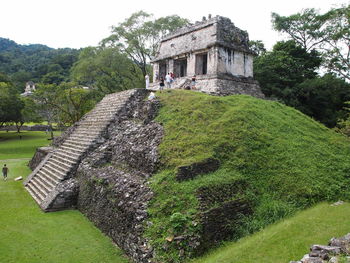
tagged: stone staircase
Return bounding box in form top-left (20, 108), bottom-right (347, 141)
top-left (24, 89), bottom-right (141, 211)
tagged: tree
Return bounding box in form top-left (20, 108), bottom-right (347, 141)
top-left (249, 40), bottom-right (266, 56)
top-left (71, 46), bottom-right (144, 95)
top-left (0, 80), bottom-right (24, 129)
top-left (272, 9), bottom-right (323, 51)
top-left (318, 6), bottom-right (350, 81)
top-left (272, 5), bottom-right (350, 81)
top-left (14, 97), bottom-right (42, 132)
top-left (295, 74), bottom-right (350, 127)
top-left (102, 11), bottom-right (189, 76)
top-left (254, 40), bottom-right (321, 104)
top-left (34, 83), bottom-right (97, 127)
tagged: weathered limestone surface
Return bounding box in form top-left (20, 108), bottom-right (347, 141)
top-left (28, 146), bottom-right (53, 171)
top-left (77, 98), bottom-right (163, 263)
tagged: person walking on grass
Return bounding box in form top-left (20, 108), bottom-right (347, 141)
top-left (2, 164), bottom-right (8, 180)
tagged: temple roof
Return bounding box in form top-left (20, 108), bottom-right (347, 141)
top-left (152, 16), bottom-right (254, 62)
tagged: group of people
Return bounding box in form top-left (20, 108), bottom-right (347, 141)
top-left (145, 72), bottom-right (197, 92)
top-left (158, 72), bottom-right (175, 91)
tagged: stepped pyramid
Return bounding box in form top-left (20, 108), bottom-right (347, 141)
top-left (24, 89), bottom-right (143, 211)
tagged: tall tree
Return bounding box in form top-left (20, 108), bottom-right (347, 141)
top-left (272, 8), bottom-right (324, 51)
top-left (102, 11), bottom-right (189, 76)
top-left (272, 5), bottom-right (350, 81)
top-left (34, 83), bottom-right (96, 126)
top-left (71, 46), bottom-right (144, 94)
top-left (318, 6), bottom-right (350, 81)
top-left (254, 40), bottom-right (321, 103)
top-left (0, 80), bottom-right (24, 129)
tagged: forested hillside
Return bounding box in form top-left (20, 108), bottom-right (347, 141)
top-left (0, 38), bottom-right (79, 91)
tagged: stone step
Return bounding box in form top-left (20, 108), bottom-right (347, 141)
top-left (54, 150), bottom-right (80, 163)
top-left (84, 116), bottom-right (114, 122)
top-left (72, 129), bottom-right (101, 136)
top-left (74, 128), bottom-right (102, 134)
top-left (64, 139), bottom-right (92, 148)
top-left (36, 171), bottom-right (56, 188)
top-left (89, 106), bottom-right (122, 113)
top-left (31, 176), bottom-right (51, 195)
top-left (59, 145), bottom-right (84, 155)
top-left (77, 123), bottom-right (106, 129)
top-left (51, 153), bottom-right (77, 165)
top-left (46, 159), bottom-right (71, 174)
top-left (86, 111), bottom-right (118, 117)
top-left (70, 132), bottom-right (98, 139)
top-left (81, 119), bottom-right (111, 124)
top-left (66, 136), bottom-right (96, 144)
top-left (25, 184), bottom-right (44, 204)
top-left (27, 180), bottom-right (46, 201)
top-left (61, 142), bottom-right (87, 152)
top-left (41, 166), bottom-right (64, 182)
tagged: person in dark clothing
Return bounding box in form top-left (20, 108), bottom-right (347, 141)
top-left (159, 77), bottom-right (165, 92)
top-left (2, 164), bottom-right (8, 180)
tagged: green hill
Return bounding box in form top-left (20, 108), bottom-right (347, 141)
top-left (145, 90), bottom-right (350, 262)
top-left (0, 37), bottom-right (79, 89)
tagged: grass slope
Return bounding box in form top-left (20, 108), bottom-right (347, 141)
top-left (145, 90), bottom-right (350, 262)
top-left (192, 202), bottom-right (350, 263)
top-left (0, 131), bottom-right (129, 263)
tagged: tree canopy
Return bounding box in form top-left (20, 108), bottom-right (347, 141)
top-left (272, 5), bottom-right (350, 81)
top-left (102, 11), bottom-right (189, 76)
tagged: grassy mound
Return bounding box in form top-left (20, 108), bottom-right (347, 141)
top-left (145, 90), bottom-right (350, 262)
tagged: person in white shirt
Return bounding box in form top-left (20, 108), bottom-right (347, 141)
top-left (165, 73), bottom-right (172, 89)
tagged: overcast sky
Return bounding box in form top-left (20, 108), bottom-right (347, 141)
top-left (1, 0), bottom-right (347, 50)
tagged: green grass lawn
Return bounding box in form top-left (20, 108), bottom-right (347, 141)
top-left (191, 202), bottom-right (350, 263)
top-left (0, 131), bottom-right (129, 263)
top-left (0, 131), bottom-right (61, 159)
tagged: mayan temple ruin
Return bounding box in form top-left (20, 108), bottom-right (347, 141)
top-left (24, 15), bottom-right (266, 263)
top-left (150, 15), bottom-right (264, 98)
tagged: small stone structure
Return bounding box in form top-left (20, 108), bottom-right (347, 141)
top-left (291, 233), bottom-right (350, 263)
top-left (21, 81), bottom-right (36, 96)
top-left (150, 15), bottom-right (264, 98)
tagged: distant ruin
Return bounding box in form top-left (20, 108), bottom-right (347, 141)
top-left (150, 15), bottom-right (264, 98)
top-left (21, 81), bottom-right (36, 97)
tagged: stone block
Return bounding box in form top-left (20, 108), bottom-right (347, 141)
top-left (176, 158), bottom-right (220, 181)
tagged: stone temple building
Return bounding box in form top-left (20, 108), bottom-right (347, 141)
top-left (21, 81), bottom-right (36, 96)
top-left (150, 15), bottom-right (264, 98)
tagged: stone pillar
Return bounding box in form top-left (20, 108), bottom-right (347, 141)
top-left (207, 47), bottom-right (218, 75)
top-left (168, 59), bottom-right (174, 74)
top-left (245, 54), bottom-right (254, 77)
top-left (233, 51), bottom-right (244, 76)
top-left (187, 53), bottom-right (196, 77)
top-left (152, 63), bottom-right (159, 82)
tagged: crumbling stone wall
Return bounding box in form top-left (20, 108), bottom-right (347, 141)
top-left (76, 97), bottom-right (163, 263)
top-left (28, 146), bottom-right (53, 171)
